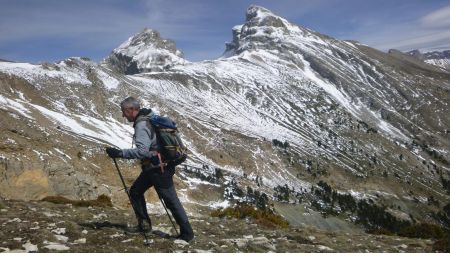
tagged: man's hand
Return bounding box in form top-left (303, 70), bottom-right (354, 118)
top-left (106, 147), bottom-right (123, 158)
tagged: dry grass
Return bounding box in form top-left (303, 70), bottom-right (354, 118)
top-left (211, 204), bottom-right (289, 229)
top-left (42, 194), bottom-right (113, 207)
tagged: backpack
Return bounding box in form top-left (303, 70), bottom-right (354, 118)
top-left (149, 114), bottom-right (187, 167)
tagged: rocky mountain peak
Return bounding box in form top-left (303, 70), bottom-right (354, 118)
top-left (406, 49), bottom-right (423, 59)
top-left (245, 5), bottom-right (288, 29)
top-left (116, 28), bottom-right (165, 50)
top-left (223, 5), bottom-right (325, 59)
top-left (102, 28), bottom-right (185, 75)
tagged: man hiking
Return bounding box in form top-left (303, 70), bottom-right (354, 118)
top-left (105, 96), bottom-right (194, 242)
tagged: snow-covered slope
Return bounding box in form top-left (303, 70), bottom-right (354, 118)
top-left (408, 49), bottom-right (450, 70)
top-left (425, 58), bottom-right (450, 70)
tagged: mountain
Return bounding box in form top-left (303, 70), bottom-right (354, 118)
top-left (103, 28), bottom-right (186, 74)
top-left (407, 49), bottom-right (450, 70)
top-left (1, 5), bottom-right (449, 238)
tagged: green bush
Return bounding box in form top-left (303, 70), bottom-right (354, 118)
top-left (398, 223), bottom-right (447, 239)
top-left (211, 204), bottom-right (289, 228)
top-left (274, 184), bottom-right (290, 202)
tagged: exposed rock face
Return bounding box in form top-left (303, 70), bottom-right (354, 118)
top-left (103, 28), bottom-right (186, 74)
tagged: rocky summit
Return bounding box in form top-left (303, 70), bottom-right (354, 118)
top-left (0, 5), bottom-right (449, 252)
top-left (103, 28), bottom-right (186, 74)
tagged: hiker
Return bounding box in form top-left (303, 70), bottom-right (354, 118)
top-left (105, 96), bottom-right (194, 242)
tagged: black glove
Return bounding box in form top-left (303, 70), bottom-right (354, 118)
top-left (149, 156), bottom-right (160, 166)
top-left (106, 147), bottom-right (123, 158)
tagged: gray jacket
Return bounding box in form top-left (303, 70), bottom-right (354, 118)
top-left (122, 109), bottom-right (158, 160)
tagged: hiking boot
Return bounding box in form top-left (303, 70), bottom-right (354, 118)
top-left (139, 219), bottom-right (152, 232)
top-left (176, 221), bottom-right (194, 242)
top-left (175, 233), bottom-right (194, 242)
top-left (127, 219), bottom-right (152, 234)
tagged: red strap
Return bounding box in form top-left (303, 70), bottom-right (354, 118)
top-left (157, 152), bottom-right (164, 173)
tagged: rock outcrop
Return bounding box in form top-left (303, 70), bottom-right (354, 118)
top-left (103, 28), bottom-right (186, 74)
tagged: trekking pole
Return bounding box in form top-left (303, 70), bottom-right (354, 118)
top-left (158, 195), bottom-right (179, 236)
top-left (112, 158), bottom-right (151, 244)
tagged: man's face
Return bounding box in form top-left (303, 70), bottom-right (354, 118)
top-left (121, 107), bottom-right (137, 122)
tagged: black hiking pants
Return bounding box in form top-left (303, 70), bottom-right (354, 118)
top-left (129, 165), bottom-right (192, 234)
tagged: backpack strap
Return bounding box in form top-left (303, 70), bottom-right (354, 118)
top-left (157, 152), bottom-right (165, 173)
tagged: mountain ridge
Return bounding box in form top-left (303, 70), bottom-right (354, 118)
top-left (407, 49), bottom-right (450, 70)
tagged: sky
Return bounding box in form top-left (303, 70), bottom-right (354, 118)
top-left (1, 0), bottom-right (450, 63)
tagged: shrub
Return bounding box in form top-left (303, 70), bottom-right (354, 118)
top-left (444, 203), bottom-right (450, 216)
top-left (42, 194), bottom-right (113, 207)
top-left (441, 176), bottom-right (450, 195)
top-left (211, 204), bottom-right (289, 228)
top-left (274, 184), bottom-right (290, 202)
top-left (356, 200), bottom-right (410, 233)
top-left (398, 223), bottom-right (447, 239)
top-left (433, 236), bottom-right (450, 253)
top-left (215, 168), bottom-right (223, 180)
top-left (272, 139), bottom-right (289, 149)
top-left (366, 228), bottom-right (394, 236)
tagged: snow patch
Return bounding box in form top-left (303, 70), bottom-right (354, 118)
top-left (29, 103), bottom-right (132, 148)
top-left (43, 241), bottom-right (70, 251)
top-left (96, 69), bottom-right (120, 89)
top-left (51, 228), bottom-right (66, 235)
top-left (0, 95), bottom-right (33, 119)
top-left (0, 61), bottom-right (91, 85)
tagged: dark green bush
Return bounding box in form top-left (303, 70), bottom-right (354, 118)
top-left (398, 223), bottom-right (447, 239)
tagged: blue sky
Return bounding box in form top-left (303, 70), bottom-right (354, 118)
top-left (1, 0), bottom-right (450, 63)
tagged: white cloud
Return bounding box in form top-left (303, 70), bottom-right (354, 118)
top-left (346, 4), bottom-right (450, 52)
top-left (421, 4), bottom-right (450, 28)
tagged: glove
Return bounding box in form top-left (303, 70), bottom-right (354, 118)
top-left (149, 156), bottom-right (160, 166)
top-left (106, 147), bottom-right (123, 158)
